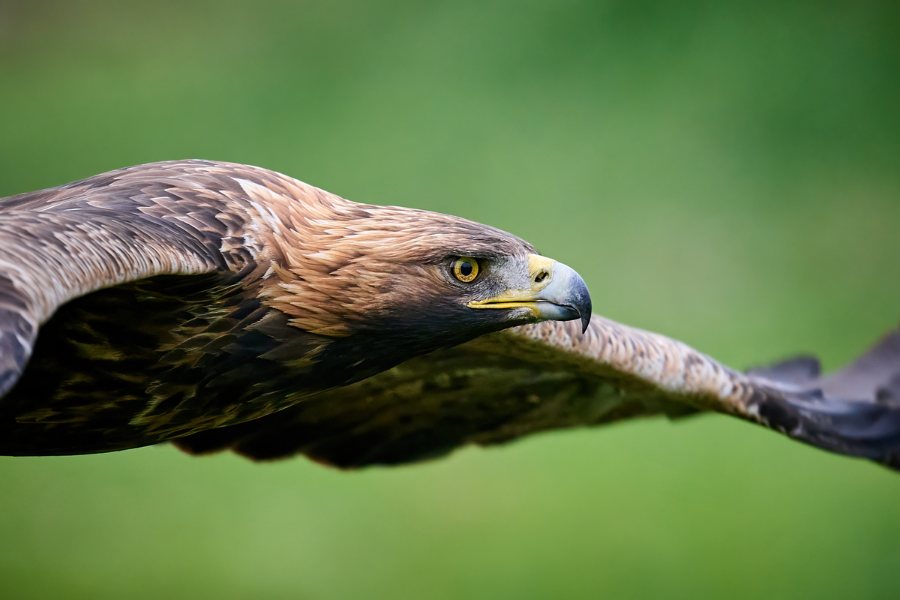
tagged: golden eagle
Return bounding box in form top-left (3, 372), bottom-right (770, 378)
top-left (0, 160), bottom-right (897, 469)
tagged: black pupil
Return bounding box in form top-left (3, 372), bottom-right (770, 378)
top-left (460, 261), bottom-right (473, 277)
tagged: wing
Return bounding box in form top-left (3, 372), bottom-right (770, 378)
top-left (174, 317), bottom-right (900, 470)
top-left (0, 162), bottom-right (225, 396)
top-left (0, 160), bottom-right (324, 453)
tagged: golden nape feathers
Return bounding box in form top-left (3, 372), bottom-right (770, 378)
top-left (1, 160), bottom-right (898, 470)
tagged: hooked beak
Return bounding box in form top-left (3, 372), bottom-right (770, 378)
top-left (467, 255), bottom-right (592, 333)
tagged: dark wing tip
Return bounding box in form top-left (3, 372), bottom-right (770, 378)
top-left (0, 307), bottom-right (37, 400)
top-left (777, 390), bottom-right (900, 470)
top-left (749, 324), bottom-right (900, 470)
top-left (748, 355), bottom-right (821, 385)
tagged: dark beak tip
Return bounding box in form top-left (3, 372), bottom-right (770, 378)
top-left (580, 313), bottom-right (591, 334)
top-left (575, 282), bottom-right (592, 335)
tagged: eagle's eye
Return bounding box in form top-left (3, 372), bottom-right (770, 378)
top-left (452, 257), bottom-right (480, 283)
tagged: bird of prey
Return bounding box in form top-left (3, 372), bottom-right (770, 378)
top-left (0, 160), bottom-right (898, 470)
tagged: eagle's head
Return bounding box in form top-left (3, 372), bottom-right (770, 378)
top-left (256, 184), bottom-right (592, 385)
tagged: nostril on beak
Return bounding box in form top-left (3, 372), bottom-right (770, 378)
top-left (534, 270), bottom-right (549, 284)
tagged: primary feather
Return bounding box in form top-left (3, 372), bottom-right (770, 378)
top-left (1, 160), bottom-right (898, 470)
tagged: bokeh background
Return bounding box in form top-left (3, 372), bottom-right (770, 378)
top-left (1, 1), bottom-right (899, 598)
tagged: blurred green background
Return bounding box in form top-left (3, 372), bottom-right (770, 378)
top-left (1, 0), bottom-right (899, 598)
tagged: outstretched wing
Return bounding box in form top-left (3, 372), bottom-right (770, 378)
top-left (175, 318), bottom-right (900, 470)
top-left (0, 162), bottom-right (227, 399)
top-left (0, 160), bottom-right (313, 453)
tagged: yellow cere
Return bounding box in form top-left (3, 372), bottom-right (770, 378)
top-left (527, 255), bottom-right (556, 289)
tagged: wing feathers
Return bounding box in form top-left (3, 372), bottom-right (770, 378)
top-left (745, 328), bottom-right (900, 467)
top-left (747, 356), bottom-right (821, 385)
top-left (175, 319), bottom-right (900, 470)
top-left (0, 304), bottom-right (35, 398)
top-left (0, 203), bottom-right (222, 402)
top-left (818, 328), bottom-right (900, 400)
top-left (176, 319), bottom-right (725, 467)
top-left (0, 161), bottom-right (294, 432)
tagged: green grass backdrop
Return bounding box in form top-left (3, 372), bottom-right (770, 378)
top-left (1, 1), bottom-right (899, 598)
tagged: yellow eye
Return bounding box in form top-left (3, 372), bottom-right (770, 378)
top-left (452, 257), bottom-right (480, 283)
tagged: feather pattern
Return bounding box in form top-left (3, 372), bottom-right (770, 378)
top-left (173, 318), bottom-right (900, 469)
